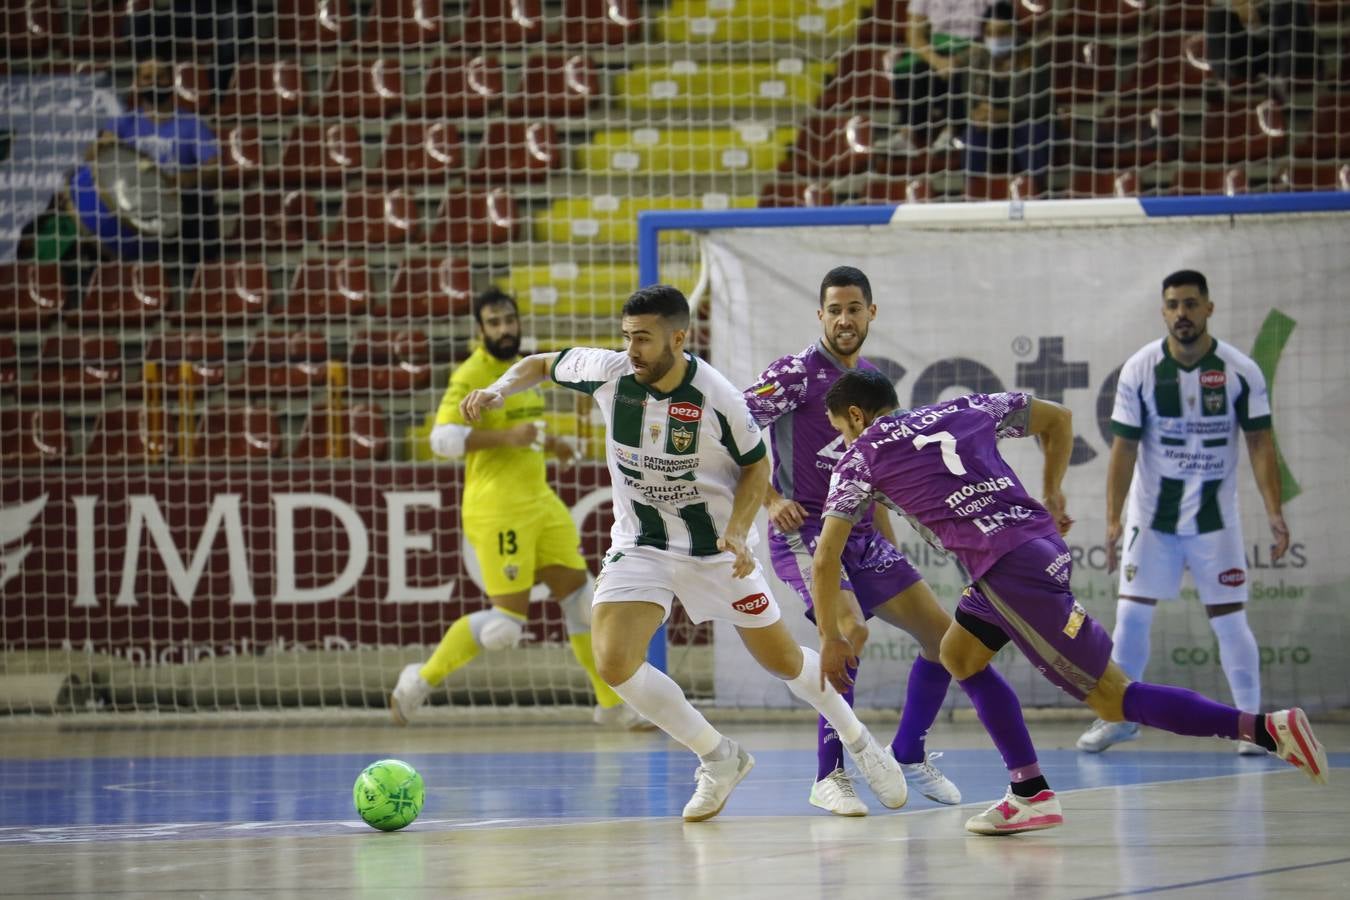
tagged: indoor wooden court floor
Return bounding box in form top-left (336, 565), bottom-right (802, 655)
top-left (1, 716), bottom-right (1346, 899)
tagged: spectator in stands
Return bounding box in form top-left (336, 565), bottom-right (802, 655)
top-left (131, 0), bottom-right (255, 94)
top-left (1204, 0), bottom-right (1318, 90)
top-left (961, 1), bottom-right (1056, 187)
top-left (890, 0), bottom-right (988, 152)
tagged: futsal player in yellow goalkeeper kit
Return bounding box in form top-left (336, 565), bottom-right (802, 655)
top-left (390, 287), bottom-right (649, 729)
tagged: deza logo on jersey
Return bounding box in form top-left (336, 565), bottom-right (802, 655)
top-left (1200, 370), bottom-right (1227, 389)
top-left (1218, 568), bottom-right (1247, 587)
top-left (732, 593), bottom-right (771, 615)
top-left (668, 403), bottom-right (701, 422)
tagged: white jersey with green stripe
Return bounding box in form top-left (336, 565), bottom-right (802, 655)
top-left (551, 347), bottom-right (768, 556)
top-left (1112, 337), bottom-right (1272, 536)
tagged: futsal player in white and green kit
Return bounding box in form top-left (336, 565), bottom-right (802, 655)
top-left (1079, 269), bottom-right (1291, 755)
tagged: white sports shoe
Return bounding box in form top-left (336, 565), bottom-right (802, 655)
top-left (683, 743), bottom-right (755, 822)
top-left (965, 788), bottom-right (1064, 836)
top-left (894, 748), bottom-right (962, 805)
top-left (1266, 708), bottom-right (1329, 784)
top-left (846, 733), bottom-right (908, 809)
top-left (1237, 740), bottom-right (1268, 756)
top-left (592, 702), bottom-right (657, 731)
top-left (809, 768), bottom-right (868, 817)
top-left (389, 663), bottom-right (432, 726)
top-left (1076, 719), bottom-right (1141, 753)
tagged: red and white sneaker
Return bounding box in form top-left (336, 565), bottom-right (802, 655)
top-left (965, 788), bottom-right (1064, 836)
top-left (1266, 708), bottom-right (1329, 785)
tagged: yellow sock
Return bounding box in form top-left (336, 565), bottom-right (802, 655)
top-left (419, 615), bottom-right (481, 686)
top-left (569, 632), bottom-right (623, 708)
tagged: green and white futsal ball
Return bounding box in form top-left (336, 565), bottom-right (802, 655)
top-left (354, 759), bottom-right (425, 832)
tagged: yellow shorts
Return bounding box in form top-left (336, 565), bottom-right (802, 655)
top-left (463, 492), bottom-right (586, 597)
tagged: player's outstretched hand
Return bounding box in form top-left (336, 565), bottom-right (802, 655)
top-left (1269, 513), bottom-right (1290, 563)
top-left (460, 388), bottom-right (504, 423)
top-left (1105, 519), bottom-right (1123, 573)
top-left (766, 496), bottom-right (808, 532)
top-left (717, 532), bottom-right (755, 578)
top-left (819, 637), bottom-right (859, 693)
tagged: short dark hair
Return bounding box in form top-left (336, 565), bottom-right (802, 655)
top-left (473, 286), bottom-right (518, 324)
top-left (622, 284), bottom-right (690, 329)
top-left (818, 266), bottom-right (873, 307)
top-left (1161, 269), bottom-right (1208, 296)
top-left (825, 369), bottom-right (898, 418)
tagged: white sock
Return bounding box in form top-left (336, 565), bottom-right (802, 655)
top-left (612, 662), bottom-right (724, 757)
top-left (784, 646), bottom-right (865, 749)
top-left (1210, 608), bottom-right (1261, 713)
top-left (1111, 599), bottom-right (1155, 682)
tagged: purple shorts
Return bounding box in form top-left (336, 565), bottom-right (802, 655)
top-left (957, 535), bottom-right (1113, 701)
top-left (769, 523), bottom-right (924, 623)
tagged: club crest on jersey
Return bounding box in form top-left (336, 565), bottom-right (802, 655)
top-left (1124, 564), bottom-right (1137, 582)
top-left (1203, 391), bottom-right (1225, 414)
top-left (668, 402), bottom-right (702, 423)
top-left (648, 423), bottom-right (662, 443)
top-left (671, 425), bottom-right (694, 453)
top-left (1200, 370), bottom-right (1226, 389)
top-left (503, 564), bottom-right (520, 581)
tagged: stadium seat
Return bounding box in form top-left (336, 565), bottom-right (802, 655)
top-left (1051, 39), bottom-right (1117, 104)
top-left (1116, 33), bottom-right (1209, 100)
top-left (787, 115), bottom-right (874, 177)
top-left (817, 48), bottom-right (899, 111)
top-left (217, 60), bottom-right (312, 118)
top-left (461, 0), bottom-right (545, 44)
top-left (1173, 166), bottom-right (1249, 196)
top-left (179, 261), bottom-right (270, 325)
top-left (1068, 168), bottom-right (1141, 197)
top-left (26, 336), bottom-right (123, 400)
top-left (67, 261), bottom-right (168, 327)
top-left (427, 189), bottom-right (520, 245)
top-left (757, 180), bottom-right (835, 208)
top-left (861, 175), bottom-right (933, 204)
top-left (283, 258), bottom-right (372, 319)
top-left (0, 336), bottom-right (16, 392)
top-left (533, 194), bottom-right (757, 244)
top-left (233, 190), bottom-right (323, 248)
top-left (855, 0), bottom-right (907, 44)
top-left (1274, 161), bottom-right (1350, 192)
top-left (144, 332), bottom-right (228, 388)
top-left (325, 189), bottom-right (420, 245)
top-left (376, 122), bottom-right (465, 185)
top-left (507, 54), bottom-right (600, 116)
top-left (2, 1), bottom-right (57, 57)
top-left (292, 403), bottom-right (390, 460)
top-left (552, 0), bottom-right (641, 45)
top-left (273, 123), bottom-right (364, 187)
top-left (1183, 99), bottom-right (1286, 164)
top-left (361, 0), bottom-right (446, 45)
top-left (1058, 0), bottom-right (1144, 36)
top-left (170, 63), bottom-right (212, 113)
top-left (1014, 0), bottom-right (1055, 35)
top-left (274, 0), bottom-right (357, 52)
top-left (233, 329), bottom-right (330, 395)
top-left (379, 257), bottom-right (472, 318)
top-left (217, 125), bottom-right (265, 186)
top-left (1158, 0), bottom-right (1207, 30)
top-left (467, 121), bottom-right (562, 185)
top-left (0, 407), bottom-right (69, 464)
top-left (319, 58), bottom-right (405, 117)
top-left (1092, 103), bottom-right (1182, 168)
top-left (407, 55), bottom-right (505, 117)
top-left (64, 0), bottom-right (150, 57)
top-left (0, 262), bottom-right (65, 329)
top-left (347, 329), bottom-right (432, 393)
top-left (619, 61), bottom-right (826, 111)
top-left (660, 0), bottom-right (865, 43)
top-left (196, 404), bottom-right (284, 460)
top-left (577, 127), bottom-right (795, 175)
top-left (1294, 94), bottom-right (1349, 159)
top-left (85, 407), bottom-right (170, 461)
top-left (965, 173), bottom-right (1041, 201)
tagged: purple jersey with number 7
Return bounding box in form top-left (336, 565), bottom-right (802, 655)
top-left (823, 391), bottom-right (1061, 581)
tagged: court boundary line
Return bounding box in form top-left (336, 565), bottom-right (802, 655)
top-left (1075, 855), bottom-right (1350, 899)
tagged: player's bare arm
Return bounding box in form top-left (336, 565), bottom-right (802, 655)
top-left (810, 514), bottom-right (860, 693)
top-left (1244, 428), bottom-right (1290, 562)
top-left (460, 352), bottom-right (558, 423)
top-left (763, 481), bottom-right (807, 532)
top-left (1104, 435), bottom-right (1140, 572)
top-left (718, 455), bottom-right (770, 578)
top-left (1027, 398), bottom-right (1075, 535)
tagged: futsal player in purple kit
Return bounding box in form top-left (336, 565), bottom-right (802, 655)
top-left (812, 370), bottom-right (1329, 834)
top-left (744, 266), bottom-right (962, 816)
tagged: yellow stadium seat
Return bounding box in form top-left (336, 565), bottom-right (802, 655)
top-left (616, 61), bottom-right (832, 110)
top-left (659, 0), bottom-right (865, 43)
top-left (533, 195), bottom-right (757, 245)
top-left (576, 127), bottom-right (796, 176)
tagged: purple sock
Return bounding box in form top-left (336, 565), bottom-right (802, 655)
top-left (891, 655), bottom-right (952, 764)
top-left (817, 664), bottom-right (856, 780)
top-left (958, 665), bottom-right (1039, 776)
top-left (1122, 682), bottom-right (1244, 740)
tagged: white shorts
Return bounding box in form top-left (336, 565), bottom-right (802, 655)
top-left (1118, 521), bottom-right (1249, 606)
top-left (593, 545), bottom-right (783, 628)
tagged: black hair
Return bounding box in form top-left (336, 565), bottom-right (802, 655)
top-left (818, 266), bottom-right (873, 307)
top-left (985, 0), bottom-right (1016, 22)
top-left (472, 286), bottom-right (518, 324)
top-left (825, 369), bottom-right (898, 419)
top-left (1161, 269), bottom-right (1209, 296)
top-left (621, 284), bottom-right (690, 329)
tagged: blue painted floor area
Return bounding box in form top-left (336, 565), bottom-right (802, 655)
top-left (2, 747), bottom-right (1344, 844)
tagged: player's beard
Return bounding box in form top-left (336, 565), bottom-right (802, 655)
top-left (1169, 320), bottom-right (1206, 345)
top-left (824, 321), bottom-right (868, 358)
top-left (633, 344), bottom-right (677, 384)
top-left (483, 332), bottom-right (519, 360)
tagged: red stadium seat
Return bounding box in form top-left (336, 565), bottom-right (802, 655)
top-left (25, 336), bottom-right (123, 400)
top-left (376, 122), bottom-right (465, 185)
top-left (319, 57), bottom-right (405, 117)
top-left (0, 336), bottom-right (16, 392)
top-left (233, 190), bottom-right (322, 248)
top-left (179, 261), bottom-right (270, 325)
top-left (553, 0), bottom-right (641, 45)
top-left (1158, 0), bottom-right (1207, 30)
top-left (1117, 33), bottom-right (1209, 100)
top-left (506, 54), bottom-right (600, 117)
top-left (233, 329), bottom-right (330, 395)
top-left (1093, 103), bottom-right (1182, 168)
top-left (2, 1), bottom-right (57, 57)
top-left (283, 258), bottom-right (372, 319)
top-left (196, 404), bottom-right (284, 460)
top-left (856, 0), bottom-right (907, 44)
top-left (85, 407), bottom-right (170, 462)
top-left (292, 403), bottom-right (390, 460)
top-left (273, 123), bottom-right (364, 187)
top-left (170, 63), bottom-right (212, 113)
top-left (408, 55), bottom-right (505, 117)
top-left (466, 121), bottom-right (561, 184)
top-left (0, 263), bottom-right (65, 329)
top-left (347, 329), bottom-right (432, 393)
top-left (1068, 168), bottom-right (1141, 197)
top-left (144, 332), bottom-right (228, 387)
top-left (1050, 39), bottom-right (1117, 104)
top-left (1183, 99), bottom-right (1286, 164)
top-left (379, 257), bottom-right (472, 318)
top-left (361, 0), bottom-right (446, 46)
top-left (757, 180), bottom-right (835, 208)
top-left (217, 125), bottom-right (265, 187)
top-left (1014, 0), bottom-right (1055, 35)
top-left (428, 188), bottom-right (519, 245)
top-left (1294, 94), bottom-right (1350, 159)
top-left (64, 0), bottom-right (150, 57)
top-left (1274, 161), bottom-right (1350, 192)
top-left (1058, 0), bottom-right (1145, 36)
top-left (67, 261), bottom-right (168, 327)
top-left (217, 60), bottom-right (311, 118)
top-left (0, 407), bottom-right (69, 464)
top-left (1173, 166), bottom-right (1249, 196)
top-left (325, 189), bottom-right (420, 245)
top-left (965, 173), bottom-right (1041, 201)
top-left (818, 47), bottom-right (900, 112)
top-left (274, 0), bottom-right (357, 52)
top-left (461, 0), bottom-right (545, 45)
top-left (861, 175), bottom-right (933, 204)
top-left (787, 115), bottom-right (874, 177)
